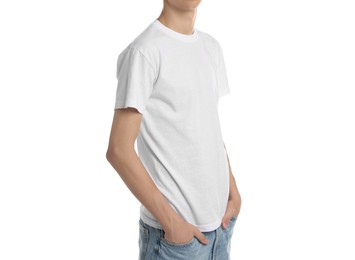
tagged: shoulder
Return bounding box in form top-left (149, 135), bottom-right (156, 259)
top-left (197, 29), bottom-right (219, 43)
top-left (196, 29), bottom-right (224, 65)
top-left (118, 22), bottom-right (160, 69)
top-left (197, 29), bottom-right (222, 50)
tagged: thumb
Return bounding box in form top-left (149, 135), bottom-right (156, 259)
top-left (194, 229), bottom-right (209, 245)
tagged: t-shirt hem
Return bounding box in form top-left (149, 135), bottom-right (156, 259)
top-left (140, 211), bottom-right (223, 233)
top-left (219, 88), bottom-right (231, 98)
top-left (114, 99), bottom-right (146, 114)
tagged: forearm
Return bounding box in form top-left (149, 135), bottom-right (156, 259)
top-left (227, 164), bottom-right (240, 200)
top-left (106, 147), bottom-right (180, 231)
top-left (224, 144), bottom-right (241, 200)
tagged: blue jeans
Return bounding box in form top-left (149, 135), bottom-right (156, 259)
top-left (138, 216), bottom-right (237, 260)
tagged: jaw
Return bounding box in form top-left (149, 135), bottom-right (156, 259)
top-left (164, 0), bottom-right (202, 12)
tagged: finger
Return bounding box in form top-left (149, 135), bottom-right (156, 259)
top-left (194, 229), bottom-right (209, 245)
top-left (221, 214), bottom-right (231, 229)
top-left (221, 208), bottom-right (235, 229)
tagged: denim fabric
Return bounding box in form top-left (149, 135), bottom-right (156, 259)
top-left (138, 216), bottom-right (237, 260)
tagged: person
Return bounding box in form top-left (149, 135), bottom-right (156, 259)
top-left (106, 0), bottom-right (242, 259)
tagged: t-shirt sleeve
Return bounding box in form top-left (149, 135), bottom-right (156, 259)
top-left (114, 46), bottom-right (156, 114)
top-left (216, 42), bottom-right (230, 98)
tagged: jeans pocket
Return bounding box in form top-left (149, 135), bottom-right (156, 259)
top-left (228, 215), bottom-right (238, 230)
top-left (160, 236), bottom-right (196, 248)
top-left (230, 215), bottom-right (238, 222)
top-left (158, 236), bottom-right (199, 260)
top-left (138, 219), bottom-right (149, 259)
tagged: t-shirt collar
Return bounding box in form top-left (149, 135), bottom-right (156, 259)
top-left (152, 19), bottom-right (199, 43)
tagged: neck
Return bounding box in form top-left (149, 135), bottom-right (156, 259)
top-left (157, 3), bottom-right (197, 35)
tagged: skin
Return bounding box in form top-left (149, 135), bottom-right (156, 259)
top-left (106, 0), bottom-right (242, 245)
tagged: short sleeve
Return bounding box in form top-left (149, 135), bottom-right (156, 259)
top-left (114, 46), bottom-right (156, 114)
top-left (216, 42), bottom-right (230, 98)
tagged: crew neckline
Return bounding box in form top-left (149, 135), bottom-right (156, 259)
top-left (152, 19), bottom-right (199, 43)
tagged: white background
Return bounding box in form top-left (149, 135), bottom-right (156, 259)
top-left (1, 0), bottom-right (354, 259)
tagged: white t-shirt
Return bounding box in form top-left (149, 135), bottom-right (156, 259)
top-left (114, 19), bottom-right (231, 232)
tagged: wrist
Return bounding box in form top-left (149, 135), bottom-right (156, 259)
top-left (160, 210), bottom-right (182, 232)
top-left (150, 191), bottom-right (182, 231)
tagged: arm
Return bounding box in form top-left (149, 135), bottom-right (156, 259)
top-left (222, 143), bottom-right (242, 228)
top-left (106, 108), bottom-right (208, 244)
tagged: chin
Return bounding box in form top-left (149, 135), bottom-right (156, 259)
top-left (167, 0), bottom-right (202, 11)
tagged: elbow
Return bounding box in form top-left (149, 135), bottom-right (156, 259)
top-left (106, 146), bottom-right (120, 163)
top-left (106, 144), bottom-right (132, 163)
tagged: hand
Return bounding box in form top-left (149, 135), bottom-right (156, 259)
top-left (163, 216), bottom-right (209, 245)
top-left (221, 193), bottom-right (242, 229)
